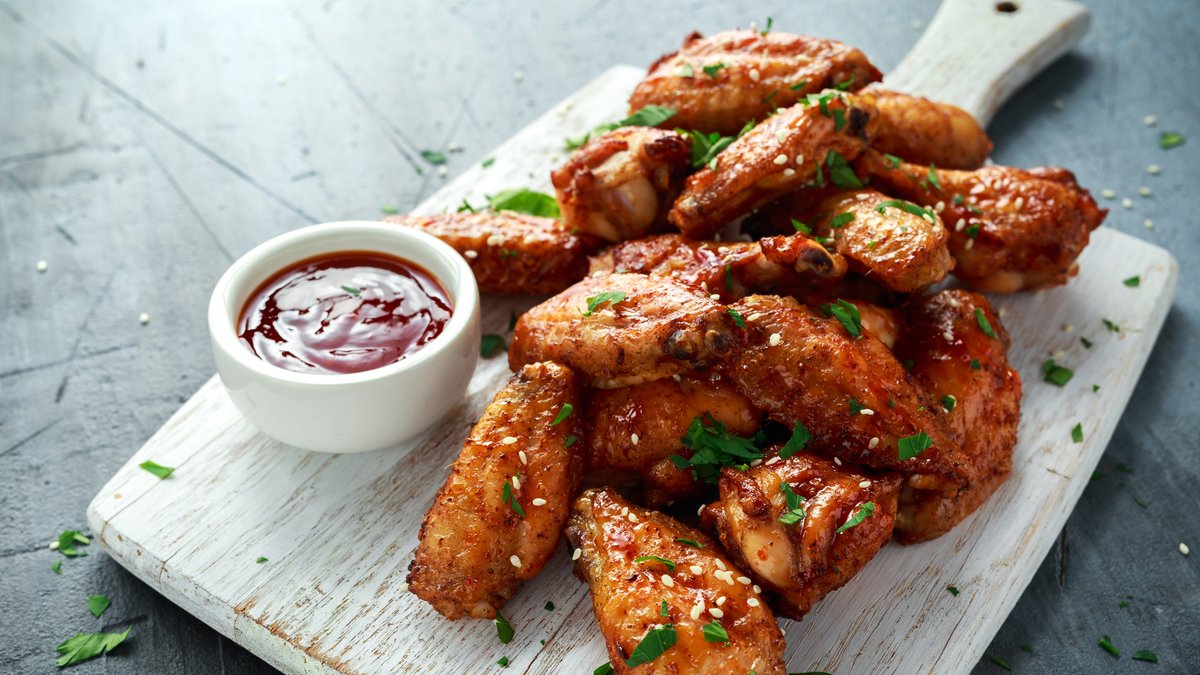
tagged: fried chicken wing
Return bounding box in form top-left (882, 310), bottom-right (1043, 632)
top-left (588, 233), bottom-right (845, 302)
top-left (510, 273), bottom-right (735, 388)
top-left (860, 152), bottom-right (1107, 292)
top-left (861, 86), bottom-right (992, 170)
top-left (567, 487), bottom-right (786, 674)
top-left (408, 362), bottom-right (582, 619)
top-left (702, 451), bottom-right (901, 618)
top-left (802, 189), bottom-right (955, 293)
top-left (892, 290), bottom-right (1021, 543)
top-left (629, 30), bottom-right (881, 135)
top-left (552, 127), bottom-right (693, 242)
top-left (384, 212), bottom-right (600, 294)
top-left (725, 295), bottom-right (969, 494)
top-left (670, 92), bottom-right (876, 239)
top-left (587, 372), bottom-right (762, 505)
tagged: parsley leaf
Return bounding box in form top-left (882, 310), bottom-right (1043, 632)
top-left (1123, 275), bottom-right (1141, 287)
top-left (702, 620), bottom-right (730, 644)
top-left (822, 299), bottom-right (862, 338)
top-left (970, 358), bottom-right (981, 370)
top-left (481, 157), bottom-right (495, 168)
top-left (619, 105), bottom-right (677, 128)
top-left (487, 189), bottom-right (560, 218)
top-left (898, 432), bottom-right (933, 460)
top-left (660, 599), bottom-right (669, 617)
top-left (883, 153), bottom-right (902, 168)
top-left (139, 460), bottom-right (175, 479)
top-left (674, 538), bottom-right (705, 548)
top-left (379, 204), bottom-right (399, 215)
top-left (634, 555), bottom-right (677, 572)
top-left (947, 586), bottom-right (960, 596)
top-left (1132, 649), bottom-right (1158, 663)
top-left (420, 150), bottom-right (447, 165)
top-left (497, 655), bottom-right (510, 667)
top-left (1098, 634), bottom-right (1119, 657)
top-left (340, 285), bottom-right (362, 297)
top-left (1081, 337), bottom-right (1094, 349)
top-left (593, 663), bottom-right (614, 675)
top-left (761, 16), bottom-right (773, 35)
top-left (791, 218), bottom-right (812, 234)
top-left (481, 334), bottom-right (507, 357)
top-left (826, 150), bottom-right (863, 189)
top-left (582, 291), bottom-right (627, 316)
top-left (670, 414), bottom-right (765, 484)
top-left (544, 601), bottom-right (555, 611)
top-left (494, 614), bottom-right (515, 644)
top-left (927, 163), bottom-right (942, 189)
top-left (552, 403), bottom-right (574, 426)
top-left (1042, 359), bottom-right (1074, 386)
top-left (256, 556), bottom-right (268, 564)
top-left (702, 63), bottom-right (726, 78)
top-left (990, 656), bottom-right (1012, 671)
top-left (728, 308), bottom-right (746, 328)
top-left (51, 560), bottom-right (62, 575)
top-left (778, 482), bottom-right (807, 525)
top-left (87, 594), bottom-right (111, 618)
top-left (57, 530), bottom-right (90, 558)
top-left (829, 212), bottom-right (856, 228)
top-left (789, 79), bottom-right (809, 90)
top-left (876, 200), bottom-right (935, 220)
top-left (941, 394), bottom-right (957, 413)
top-left (501, 477), bottom-right (526, 518)
top-left (974, 308), bottom-right (997, 338)
top-left (836, 501), bottom-right (876, 533)
top-left (1159, 131), bottom-right (1185, 150)
top-left (456, 198), bottom-right (476, 213)
top-left (1071, 423), bottom-right (1083, 443)
top-left (55, 627), bottom-right (132, 667)
top-left (624, 624), bottom-right (677, 667)
top-left (779, 421), bottom-right (812, 459)
top-left (563, 434), bottom-right (579, 448)
top-left (1102, 318), bottom-right (1120, 333)
top-left (684, 120), bottom-right (754, 170)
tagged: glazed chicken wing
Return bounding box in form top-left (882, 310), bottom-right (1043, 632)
top-left (725, 295), bottom-right (969, 495)
top-left (892, 290), bottom-right (1021, 543)
top-left (408, 362), bottom-right (582, 619)
top-left (629, 30), bottom-right (881, 135)
top-left (861, 85), bottom-right (992, 170)
top-left (384, 212), bottom-right (600, 294)
top-left (670, 91), bottom-right (876, 239)
top-left (702, 451), bottom-right (901, 618)
top-left (510, 273), bottom-right (735, 388)
top-left (588, 233), bottom-right (845, 302)
top-left (567, 488), bottom-right (786, 674)
top-left (860, 152), bottom-right (1107, 292)
top-left (587, 371), bottom-right (762, 505)
top-left (552, 127), bottom-right (692, 242)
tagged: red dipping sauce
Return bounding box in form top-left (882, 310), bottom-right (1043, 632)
top-left (238, 251), bottom-right (452, 375)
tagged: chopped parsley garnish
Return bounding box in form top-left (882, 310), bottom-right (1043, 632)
top-left (876, 200), bottom-right (935, 220)
top-left (791, 218), bottom-right (812, 234)
top-left (57, 530), bottom-right (90, 558)
top-left (88, 594), bottom-right (111, 618)
top-left (779, 421), bottom-right (812, 459)
top-left (883, 153), bottom-right (902, 168)
top-left (619, 105), bottom-right (677, 128)
top-left (593, 663), bottom-right (614, 675)
top-left (829, 211), bottom-right (856, 228)
top-left (849, 397), bottom-right (866, 416)
top-left (659, 600), bottom-right (669, 616)
top-left (420, 149), bottom-right (447, 165)
top-left (456, 198), bottom-right (476, 213)
top-left (836, 501), bottom-right (876, 533)
top-left (778, 482), bottom-right (807, 525)
top-left (487, 188), bottom-right (560, 218)
top-left (835, 76), bottom-right (856, 91)
top-left (669, 414), bottom-right (766, 484)
top-left (952, 194), bottom-right (965, 205)
top-left (624, 624), bottom-right (677, 667)
top-left (552, 403), bottom-right (574, 426)
top-left (728, 308), bottom-right (746, 328)
top-left (970, 358), bottom-right (982, 370)
top-left (941, 394), bottom-right (957, 413)
top-left (1159, 131), bottom-right (1185, 150)
top-left (501, 477), bottom-right (525, 517)
top-left (563, 434), bottom-right (579, 448)
top-left (674, 538), bottom-right (705, 548)
top-left (340, 285), bottom-right (362, 297)
top-left (1020, 644), bottom-right (1034, 653)
top-left (544, 601), bottom-right (555, 611)
top-left (926, 164), bottom-right (942, 190)
top-left (379, 204), bottom-right (399, 215)
top-left (788, 79), bottom-right (809, 90)
top-left (702, 620), bottom-right (730, 644)
top-left (762, 88), bottom-right (780, 106)
top-left (965, 224), bottom-right (980, 239)
top-left (481, 157), bottom-right (495, 168)
top-left (724, 264), bottom-right (733, 291)
top-left (499, 248), bottom-right (519, 259)
top-left (990, 656), bottom-right (1012, 672)
top-left (634, 555), bottom-right (677, 572)
top-left (1132, 649), bottom-right (1158, 663)
top-left (508, 311), bottom-right (519, 332)
top-left (1042, 359), bottom-right (1074, 386)
top-left (497, 655), bottom-right (510, 667)
top-left (494, 614), bottom-right (515, 644)
top-left (867, 239), bottom-right (878, 249)
top-left (1098, 634), bottom-right (1119, 657)
top-left (947, 586), bottom-right (960, 596)
top-left (1071, 423), bottom-right (1083, 443)
top-left (256, 556), bottom-right (268, 564)
top-left (825, 150), bottom-right (862, 189)
top-left (974, 308), bottom-right (997, 338)
top-left (55, 627), bottom-right (132, 667)
top-left (1116, 463), bottom-right (1134, 474)
top-left (761, 16), bottom-right (774, 35)
top-left (1102, 318), bottom-right (1120, 333)
top-left (51, 560), bottom-right (62, 574)
top-left (679, 63), bottom-right (694, 78)
top-left (821, 299), bottom-right (863, 338)
top-left (139, 460), bottom-right (175, 479)
top-left (1081, 337), bottom-right (1094, 349)
top-left (898, 432), bottom-right (933, 460)
top-left (702, 63), bottom-right (726, 78)
top-left (480, 334), bottom-right (507, 357)
top-left (685, 120), bottom-right (754, 169)
top-left (582, 291), bottom-right (627, 316)
top-left (1133, 496), bottom-right (1147, 508)
top-left (1123, 275), bottom-right (1141, 287)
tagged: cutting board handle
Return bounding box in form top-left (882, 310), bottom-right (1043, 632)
top-left (884, 0), bottom-right (1091, 125)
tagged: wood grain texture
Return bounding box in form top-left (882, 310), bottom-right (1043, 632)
top-left (86, 65), bottom-right (1178, 674)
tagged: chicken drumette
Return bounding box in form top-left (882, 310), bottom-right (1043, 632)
top-left (860, 85), bottom-right (992, 170)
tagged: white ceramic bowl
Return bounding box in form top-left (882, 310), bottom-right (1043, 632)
top-left (208, 221), bottom-right (480, 453)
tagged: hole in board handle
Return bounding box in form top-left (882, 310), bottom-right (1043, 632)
top-left (995, 1), bottom-right (1019, 12)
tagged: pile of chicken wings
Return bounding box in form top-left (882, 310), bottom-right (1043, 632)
top-left (391, 28), bottom-right (1106, 673)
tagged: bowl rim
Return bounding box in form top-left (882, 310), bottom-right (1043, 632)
top-left (207, 220), bottom-right (479, 387)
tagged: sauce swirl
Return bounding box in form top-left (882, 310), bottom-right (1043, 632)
top-left (238, 251), bottom-right (452, 375)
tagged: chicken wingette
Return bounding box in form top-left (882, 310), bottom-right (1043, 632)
top-left (567, 487), bottom-right (786, 674)
top-left (861, 85), bottom-right (992, 170)
top-left (408, 362), bottom-right (582, 619)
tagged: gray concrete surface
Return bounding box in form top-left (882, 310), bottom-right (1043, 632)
top-left (1, 0), bottom-right (1196, 672)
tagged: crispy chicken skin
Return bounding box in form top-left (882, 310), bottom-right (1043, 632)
top-left (552, 127), bottom-right (693, 242)
top-left (587, 372), bottom-right (762, 504)
top-left (892, 290), bottom-right (1021, 543)
top-left (725, 295), bottom-right (969, 494)
top-left (629, 30), bottom-right (881, 136)
top-left (702, 451), bottom-right (901, 618)
top-left (861, 85), bottom-right (992, 170)
top-left (384, 212), bottom-right (600, 295)
top-left (804, 189), bottom-right (955, 293)
top-left (860, 152), bottom-right (1107, 292)
top-left (510, 273), bottom-right (735, 388)
top-left (588, 233), bottom-right (845, 302)
top-left (670, 92), bottom-right (877, 239)
top-left (408, 362), bottom-right (582, 619)
top-left (567, 488), bottom-right (786, 674)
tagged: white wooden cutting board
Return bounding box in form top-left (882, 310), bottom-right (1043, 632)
top-left (88, 3), bottom-right (1179, 673)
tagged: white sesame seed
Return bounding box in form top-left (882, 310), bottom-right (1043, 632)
top-left (502, 436), bottom-right (518, 445)
top-left (630, 433), bottom-right (640, 446)
top-left (661, 575), bottom-right (674, 587)
top-left (510, 555), bottom-right (522, 568)
top-left (752, 584), bottom-right (761, 594)
top-left (138, 312), bottom-right (150, 325)
top-left (965, 239), bottom-right (975, 250)
top-left (689, 565), bottom-right (703, 575)
top-left (690, 604), bottom-right (703, 620)
top-left (621, 507), bottom-right (629, 515)
top-left (1101, 189), bottom-right (1116, 199)
top-left (513, 70), bottom-right (525, 82)
top-left (1014, 197), bottom-right (1024, 210)
top-left (859, 480), bottom-right (871, 488)
top-left (518, 450), bottom-right (528, 465)
top-left (1147, 164), bottom-right (1161, 175)
top-left (1144, 219), bottom-right (1154, 229)
top-left (773, 154), bottom-right (788, 165)
top-left (775, 129), bottom-right (789, 144)
top-left (1143, 115), bottom-right (1157, 126)
top-left (736, 576), bottom-right (752, 585)
top-left (276, 74), bottom-right (288, 86)
top-left (715, 559), bottom-right (726, 571)
top-left (768, 333), bottom-right (782, 347)
top-left (795, 154), bottom-right (805, 165)
top-left (697, 504), bottom-right (706, 516)
top-left (716, 595), bottom-right (727, 606)
top-left (955, 218), bottom-right (966, 232)
top-left (834, 457), bottom-right (843, 466)
top-left (749, 68), bottom-right (761, 82)
top-left (36, 260), bottom-right (48, 272)
top-left (486, 234), bottom-right (504, 246)
top-left (464, 250), bottom-right (478, 259)
top-left (721, 573), bottom-right (735, 586)
top-left (969, 184), bottom-right (985, 195)
top-left (628, 512), bottom-right (638, 523)
top-left (709, 607), bottom-right (725, 618)
top-left (1062, 323), bottom-right (1074, 333)
top-left (447, 141), bottom-right (461, 152)
top-left (749, 458), bottom-right (762, 468)
top-left (747, 313), bottom-right (763, 322)
top-left (1138, 187), bottom-right (1152, 197)
top-left (860, 409), bottom-right (875, 416)
top-left (437, 166), bottom-right (448, 177)
top-left (511, 475), bottom-right (521, 490)
top-left (996, 197), bottom-right (1010, 209)
top-left (1122, 198), bottom-right (1133, 209)
top-left (531, 498), bottom-right (547, 506)
top-left (765, 456), bottom-right (781, 465)
top-left (710, 293), bottom-right (721, 301)
top-left (398, 581), bottom-right (409, 593)
top-left (673, 373), bottom-right (683, 382)
top-left (783, 168), bottom-right (795, 177)
top-left (747, 597), bottom-right (760, 607)
top-left (935, 201), bottom-right (945, 213)
top-left (1181, 542), bottom-right (1190, 556)
top-left (572, 548), bottom-right (582, 560)
top-left (869, 437), bottom-right (879, 449)
top-left (49, 541), bottom-right (59, 550)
